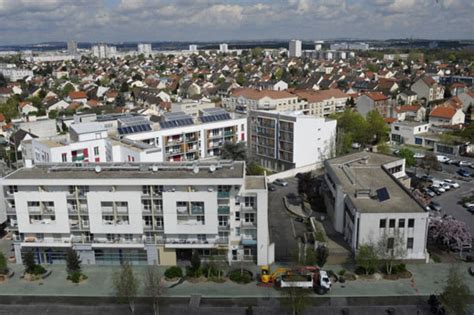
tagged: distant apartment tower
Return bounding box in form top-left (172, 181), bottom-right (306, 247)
top-left (219, 43), bottom-right (229, 53)
top-left (189, 45), bottom-right (198, 52)
top-left (67, 40), bottom-right (77, 55)
top-left (314, 40), bottom-right (324, 51)
top-left (138, 43), bottom-right (152, 55)
top-left (91, 43), bottom-right (116, 59)
top-left (289, 40), bottom-right (302, 58)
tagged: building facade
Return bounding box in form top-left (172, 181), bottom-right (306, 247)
top-left (248, 110), bottom-right (337, 171)
top-left (289, 40), bottom-right (302, 58)
top-left (1, 161), bottom-right (274, 266)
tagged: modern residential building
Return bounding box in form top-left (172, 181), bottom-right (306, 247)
top-left (289, 40), bottom-right (302, 58)
top-left (1, 160), bottom-right (274, 266)
top-left (411, 76), bottom-right (445, 102)
top-left (124, 108), bottom-right (247, 162)
top-left (189, 45), bottom-right (198, 52)
top-left (92, 43), bottom-right (117, 59)
top-left (170, 101), bottom-right (216, 118)
top-left (223, 88), bottom-right (303, 114)
top-left (219, 43), bottom-right (229, 53)
top-left (138, 43), bottom-right (152, 55)
top-left (0, 66), bottom-right (33, 82)
top-left (323, 152), bottom-right (429, 261)
top-left (293, 88), bottom-right (349, 117)
top-left (248, 110), bottom-right (336, 171)
top-left (390, 121), bottom-right (431, 145)
top-left (67, 40), bottom-right (78, 55)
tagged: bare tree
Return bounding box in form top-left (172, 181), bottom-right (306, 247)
top-left (376, 229), bottom-right (407, 275)
top-left (143, 265), bottom-right (163, 315)
top-left (113, 263), bottom-right (139, 313)
top-left (282, 287), bottom-right (310, 315)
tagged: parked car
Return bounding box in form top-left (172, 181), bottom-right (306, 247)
top-left (457, 169), bottom-right (471, 177)
top-left (437, 155), bottom-right (450, 163)
top-left (470, 164), bottom-right (474, 169)
top-left (447, 159), bottom-right (458, 165)
top-left (274, 179), bottom-right (288, 187)
top-left (267, 184), bottom-right (276, 192)
top-left (352, 142), bottom-right (361, 149)
top-left (464, 202), bottom-right (474, 208)
top-left (427, 186), bottom-right (441, 196)
top-left (439, 182), bottom-right (451, 191)
top-left (458, 161), bottom-right (471, 167)
top-left (429, 201), bottom-right (442, 212)
top-left (423, 188), bottom-right (436, 198)
top-left (430, 185), bottom-right (445, 194)
top-left (414, 153), bottom-right (426, 159)
top-left (421, 175), bottom-right (434, 182)
top-left (443, 179), bottom-right (460, 188)
top-left (467, 206), bottom-right (474, 214)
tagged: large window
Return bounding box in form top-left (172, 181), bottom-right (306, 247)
top-left (407, 238), bottom-right (414, 250)
top-left (408, 219), bottom-right (415, 228)
top-left (218, 216), bottom-right (229, 227)
top-left (379, 219), bottom-right (386, 228)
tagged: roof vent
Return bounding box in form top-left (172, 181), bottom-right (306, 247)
top-left (95, 165), bottom-right (102, 173)
top-left (193, 165), bottom-right (200, 174)
top-left (209, 164), bottom-right (216, 173)
top-left (152, 165), bottom-right (158, 172)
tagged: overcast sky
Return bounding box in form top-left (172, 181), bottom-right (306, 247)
top-left (0, 0), bottom-right (472, 45)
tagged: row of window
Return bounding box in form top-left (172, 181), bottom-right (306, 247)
top-left (380, 218), bottom-right (415, 229)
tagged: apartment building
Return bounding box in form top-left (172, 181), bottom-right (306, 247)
top-left (125, 108), bottom-right (247, 162)
top-left (1, 161), bottom-right (274, 266)
top-left (323, 152), bottom-right (428, 261)
top-left (293, 89), bottom-right (349, 117)
top-left (411, 76), bottom-right (445, 102)
top-left (289, 40), bottom-right (302, 58)
top-left (248, 110), bottom-right (337, 172)
top-left (223, 88), bottom-right (304, 114)
top-left (137, 43), bottom-right (152, 55)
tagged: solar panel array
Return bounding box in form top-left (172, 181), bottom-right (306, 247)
top-left (376, 187), bottom-right (390, 202)
top-left (118, 124), bottom-right (152, 135)
top-left (200, 112), bottom-right (231, 123)
top-left (159, 118), bottom-right (194, 129)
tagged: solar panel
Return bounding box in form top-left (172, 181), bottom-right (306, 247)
top-left (376, 187), bottom-right (390, 202)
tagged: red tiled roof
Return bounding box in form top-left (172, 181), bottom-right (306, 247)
top-left (430, 106), bottom-right (457, 119)
top-left (293, 88), bottom-right (348, 103)
top-left (68, 91), bottom-right (87, 99)
top-left (231, 88), bottom-right (295, 100)
top-left (384, 117), bottom-right (397, 124)
top-left (365, 92), bottom-right (388, 101)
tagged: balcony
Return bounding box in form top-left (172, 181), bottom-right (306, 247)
top-left (218, 191), bottom-right (230, 198)
top-left (241, 221), bottom-right (257, 229)
top-left (164, 238), bottom-right (228, 248)
top-left (241, 205), bottom-right (256, 212)
top-left (218, 206), bottom-right (230, 215)
top-left (191, 206), bottom-right (204, 215)
top-left (6, 206), bottom-right (16, 214)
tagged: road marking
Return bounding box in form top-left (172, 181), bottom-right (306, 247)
top-left (290, 219), bottom-right (296, 238)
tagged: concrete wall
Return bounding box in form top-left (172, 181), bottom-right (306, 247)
top-left (267, 162), bottom-right (322, 182)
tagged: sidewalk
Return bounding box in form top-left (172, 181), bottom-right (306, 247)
top-left (0, 263), bottom-right (473, 298)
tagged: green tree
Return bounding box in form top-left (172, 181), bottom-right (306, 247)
top-left (23, 251), bottom-right (36, 274)
top-left (66, 248), bottom-right (81, 273)
top-left (421, 153), bottom-right (441, 175)
top-left (440, 267), bottom-right (471, 315)
top-left (48, 110), bottom-right (58, 119)
top-left (398, 148), bottom-right (416, 167)
top-left (236, 72), bottom-right (246, 86)
top-left (120, 82), bottom-right (129, 92)
top-left (143, 266), bottom-right (163, 315)
top-left (366, 110), bottom-right (389, 144)
top-left (305, 247), bottom-right (316, 266)
top-left (315, 245), bottom-right (329, 267)
top-left (0, 252), bottom-right (8, 274)
top-left (62, 83), bottom-right (75, 97)
top-left (377, 142), bottom-right (391, 155)
top-left (355, 244), bottom-right (378, 275)
top-left (376, 230), bottom-right (406, 275)
top-left (274, 68), bottom-right (284, 81)
top-left (113, 263), bottom-right (139, 314)
top-left (220, 142), bottom-right (247, 161)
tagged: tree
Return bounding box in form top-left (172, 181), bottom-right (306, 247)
top-left (366, 110), bottom-right (389, 144)
top-left (398, 148), bottom-right (416, 167)
top-left (236, 72), bottom-right (247, 86)
top-left (440, 267), bottom-right (471, 315)
top-left (282, 287), bottom-right (310, 315)
top-left (377, 142), bottom-right (390, 155)
top-left (0, 95), bottom-right (20, 121)
top-left (0, 252), bottom-right (8, 274)
top-left (62, 83), bottom-right (75, 97)
top-left (345, 97), bottom-right (355, 108)
top-left (120, 82), bottom-right (129, 92)
top-left (420, 153), bottom-right (441, 175)
top-left (115, 93), bottom-right (126, 107)
top-left (23, 251), bottom-right (36, 274)
top-left (113, 263), bottom-right (139, 313)
top-left (355, 244), bottom-right (378, 275)
top-left (143, 266), bottom-right (163, 315)
top-left (376, 230), bottom-right (406, 275)
top-left (305, 247), bottom-right (316, 266)
top-left (315, 245), bottom-right (329, 267)
top-left (428, 216), bottom-right (472, 251)
top-left (66, 248), bottom-right (81, 273)
top-left (220, 142), bottom-right (247, 161)
top-left (297, 172), bottom-right (315, 197)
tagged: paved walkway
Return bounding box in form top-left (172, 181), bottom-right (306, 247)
top-left (0, 263), bottom-right (473, 298)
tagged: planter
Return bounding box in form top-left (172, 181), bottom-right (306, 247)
top-left (162, 277), bottom-right (181, 287)
top-left (22, 269), bottom-right (51, 281)
top-left (8, 256), bottom-right (15, 263)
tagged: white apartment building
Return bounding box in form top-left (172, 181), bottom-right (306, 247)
top-left (189, 45), bottom-right (198, 52)
top-left (219, 43), bottom-right (229, 53)
top-left (124, 109), bottom-right (247, 162)
top-left (0, 67), bottom-right (33, 82)
top-left (289, 40), bottom-right (302, 58)
top-left (223, 88), bottom-right (304, 114)
top-left (294, 89), bottom-right (349, 117)
top-left (1, 161), bottom-right (274, 266)
top-left (138, 43), bottom-right (152, 55)
top-left (248, 110), bottom-right (337, 171)
top-left (92, 44), bottom-right (117, 59)
top-left (323, 152), bottom-right (429, 261)
top-left (67, 40), bottom-right (77, 55)
top-left (390, 121), bottom-right (431, 146)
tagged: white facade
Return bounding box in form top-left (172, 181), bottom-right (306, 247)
top-left (92, 44), bottom-right (117, 59)
top-left (189, 45), bottom-right (198, 52)
top-left (390, 121), bottom-right (431, 145)
top-left (219, 43), bottom-right (228, 53)
top-left (1, 161), bottom-right (274, 266)
top-left (249, 110), bottom-right (336, 171)
top-left (324, 152), bottom-right (429, 261)
top-left (0, 67), bottom-right (33, 82)
top-left (67, 40), bottom-right (77, 55)
top-left (289, 40), bottom-right (302, 58)
top-left (138, 43), bottom-right (152, 55)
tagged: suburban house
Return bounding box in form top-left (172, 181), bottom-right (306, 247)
top-left (356, 92), bottom-right (390, 118)
top-left (67, 91), bottom-right (88, 105)
top-left (429, 105), bottom-right (465, 126)
top-left (410, 76), bottom-right (444, 103)
top-left (397, 90), bottom-right (418, 105)
top-left (323, 152), bottom-right (429, 261)
top-left (394, 105), bottom-right (426, 122)
top-left (390, 121), bottom-right (431, 145)
top-left (18, 101), bottom-right (38, 116)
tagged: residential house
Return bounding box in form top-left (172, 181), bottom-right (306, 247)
top-left (410, 76), bottom-right (444, 103)
top-left (429, 105), bottom-right (465, 126)
top-left (397, 90), bottom-right (418, 105)
top-left (356, 92), bottom-right (390, 118)
top-left (68, 91), bottom-right (88, 105)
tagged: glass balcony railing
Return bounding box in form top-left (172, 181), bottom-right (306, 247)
top-left (217, 191), bottom-right (230, 198)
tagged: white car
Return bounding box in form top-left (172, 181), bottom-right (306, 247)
top-left (464, 202), bottom-right (474, 208)
top-left (440, 182), bottom-right (451, 191)
top-left (443, 179), bottom-right (460, 188)
top-left (436, 155), bottom-right (450, 163)
top-left (274, 179), bottom-right (288, 187)
top-left (352, 142), bottom-right (361, 149)
top-left (414, 153), bottom-right (426, 159)
top-left (431, 185), bottom-right (446, 193)
top-left (459, 161), bottom-right (471, 167)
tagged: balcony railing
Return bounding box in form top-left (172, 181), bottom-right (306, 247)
top-left (218, 206), bottom-right (230, 214)
top-left (218, 191), bottom-right (230, 198)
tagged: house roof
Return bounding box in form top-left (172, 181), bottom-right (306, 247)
top-left (68, 91), bottom-right (87, 99)
top-left (430, 106), bottom-right (457, 119)
top-left (231, 88), bottom-right (295, 100)
top-left (9, 129), bottom-right (38, 147)
top-left (365, 92), bottom-right (388, 101)
top-left (420, 76), bottom-right (436, 86)
top-left (293, 88), bottom-right (348, 103)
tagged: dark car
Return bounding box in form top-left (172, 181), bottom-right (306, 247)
top-left (267, 184), bottom-right (276, 192)
top-left (429, 201), bottom-right (442, 212)
top-left (428, 186), bottom-right (442, 196)
top-left (467, 206), bottom-right (474, 214)
top-left (457, 169), bottom-right (471, 177)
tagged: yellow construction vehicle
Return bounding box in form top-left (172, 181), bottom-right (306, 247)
top-left (259, 266), bottom-right (288, 284)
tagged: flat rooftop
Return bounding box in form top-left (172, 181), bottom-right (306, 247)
top-left (326, 152), bottom-right (425, 214)
top-left (245, 176), bottom-right (266, 190)
top-left (4, 161), bottom-right (245, 181)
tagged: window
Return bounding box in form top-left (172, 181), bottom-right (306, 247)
top-left (235, 211), bottom-right (240, 221)
top-left (61, 153), bottom-right (67, 162)
top-left (389, 219), bottom-right (396, 228)
top-left (197, 234), bottom-right (206, 242)
top-left (387, 237), bottom-right (394, 250)
top-left (379, 219), bottom-right (386, 228)
top-left (408, 219), bottom-right (415, 228)
top-left (398, 219), bottom-right (405, 228)
top-left (94, 146), bottom-right (99, 156)
top-left (244, 213), bottom-right (255, 223)
top-left (197, 216), bottom-right (205, 224)
top-left (155, 217), bottom-right (163, 228)
top-left (244, 196), bottom-right (256, 208)
top-left (218, 216), bottom-right (228, 227)
top-left (235, 227), bottom-right (241, 236)
top-left (407, 238), bottom-right (414, 250)
top-left (142, 185), bottom-right (151, 195)
top-left (142, 200), bottom-right (151, 211)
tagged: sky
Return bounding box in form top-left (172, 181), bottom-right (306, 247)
top-left (0, 0), bottom-right (472, 45)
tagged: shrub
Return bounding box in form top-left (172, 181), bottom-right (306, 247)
top-left (23, 252), bottom-right (36, 274)
top-left (338, 269), bottom-right (346, 276)
top-left (164, 266), bottom-right (183, 279)
top-left (31, 265), bottom-right (46, 275)
top-left (316, 245), bottom-right (329, 267)
top-left (229, 270), bottom-right (252, 284)
top-left (0, 252), bottom-right (7, 275)
top-left (67, 271), bottom-right (87, 283)
top-left (202, 264), bottom-right (220, 278)
top-left (392, 263), bottom-right (407, 274)
top-left (66, 248), bottom-right (81, 273)
top-left (432, 254), bottom-right (441, 263)
top-left (186, 266), bottom-right (203, 278)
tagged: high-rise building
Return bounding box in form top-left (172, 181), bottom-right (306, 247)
top-left (189, 45), bottom-right (198, 52)
top-left (138, 43), bottom-right (152, 55)
top-left (289, 40), bottom-right (302, 58)
top-left (314, 40), bottom-right (324, 51)
top-left (2, 161), bottom-right (274, 266)
top-left (219, 43), bottom-right (228, 53)
top-left (91, 43), bottom-right (116, 59)
top-left (67, 40), bottom-right (77, 55)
